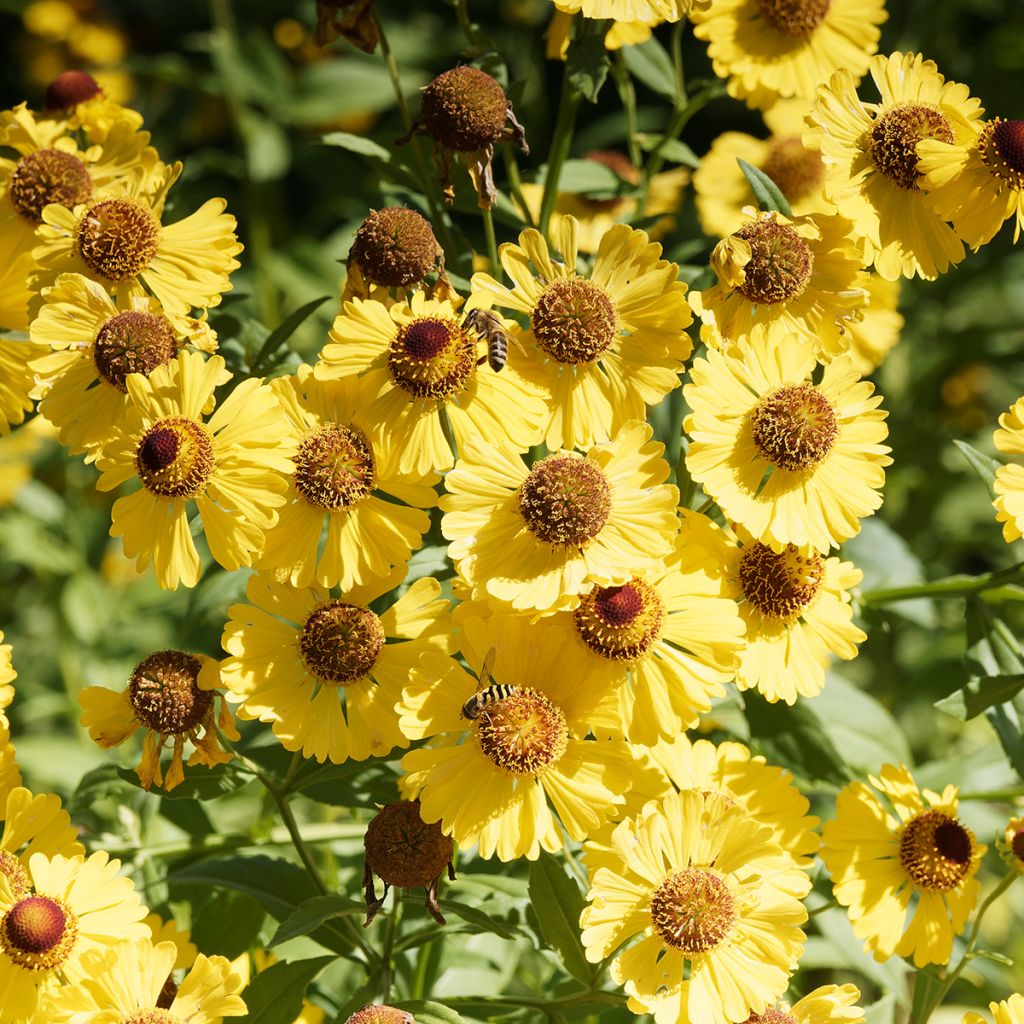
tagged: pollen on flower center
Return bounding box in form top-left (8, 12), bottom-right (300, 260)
top-left (345, 1007), bottom-right (415, 1024)
top-left (299, 602), bottom-right (385, 686)
top-left (518, 454), bottom-right (612, 547)
top-left (364, 800), bottom-right (453, 889)
top-left (294, 424), bottom-right (376, 510)
top-left (76, 197), bottom-right (161, 282)
top-left (751, 383), bottom-right (838, 471)
top-left (8, 148), bottom-right (92, 224)
top-left (474, 687), bottom-right (569, 776)
top-left (899, 810), bottom-right (974, 890)
top-left (979, 119), bottom-right (1024, 190)
top-left (734, 220), bottom-right (814, 305)
top-left (756, 0), bottom-right (831, 35)
top-left (136, 417), bottom-right (215, 499)
top-left (574, 579), bottom-right (665, 661)
top-left (122, 1012), bottom-right (178, 1024)
top-left (649, 868), bottom-right (736, 954)
top-left (94, 311), bottom-right (177, 391)
top-left (531, 278), bottom-right (618, 364)
top-left (759, 136), bottom-right (825, 203)
top-left (739, 542), bottom-right (825, 621)
top-left (1, 895), bottom-right (77, 971)
top-left (350, 207), bottom-right (441, 288)
top-left (129, 650), bottom-right (210, 735)
top-left (421, 66), bottom-right (509, 152)
top-left (388, 317), bottom-right (476, 399)
top-left (868, 103), bottom-right (954, 191)
top-left (746, 1010), bottom-right (799, 1024)
top-left (0, 851), bottom-right (30, 899)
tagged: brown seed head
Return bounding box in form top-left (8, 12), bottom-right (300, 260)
top-left (8, 148), bottom-right (92, 224)
top-left (869, 103), bottom-right (954, 191)
top-left (518, 454), bottom-right (612, 547)
top-left (45, 70), bottom-right (102, 109)
top-left (94, 311), bottom-right (177, 392)
top-left (76, 198), bottom-right (161, 282)
top-left (129, 650), bottom-right (211, 735)
top-left (733, 219), bottom-right (814, 305)
top-left (738, 543), bottom-right (825, 622)
top-left (299, 601), bottom-right (385, 686)
top-left (387, 317), bottom-right (476, 399)
top-left (345, 1007), bottom-right (415, 1024)
top-left (750, 382), bottom-right (838, 471)
top-left (979, 119), bottom-right (1024, 191)
top-left (531, 278), bottom-right (618, 365)
top-left (421, 66), bottom-right (509, 152)
top-left (350, 208), bottom-right (441, 288)
top-left (1, 894), bottom-right (78, 971)
top-left (364, 800), bottom-right (453, 889)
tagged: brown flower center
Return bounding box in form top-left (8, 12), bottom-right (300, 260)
top-left (129, 650), bottom-right (211, 735)
top-left (979, 119), bottom-right (1024, 191)
top-left (294, 424), bottom-right (375, 510)
top-left (531, 278), bottom-right (618, 364)
top-left (76, 198), bottom-right (161, 282)
top-left (421, 66), bottom-right (509, 152)
top-left (364, 800), bottom-right (453, 888)
top-left (345, 1007), bottom-right (415, 1024)
top-left (756, 0), bottom-right (830, 35)
top-left (1, 895), bottom-right (78, 971)
top-left (136, 417), bottom-right (215, 499)
top-left (868, 103), bottom-right (954, 191)
top-left (759, 136), bottom-right (825, 204)
top-left (0, 852), bottom-right (30, 900)
top-left (299, 602), bottom-right (385, 687)
top-left (734, 220), bottom-right (814, 305)
top-left (94, 311), bottom-right (177, 392)
top-left (739, 542), bottom-right (824, 621)
top-left (518, 454), bottom-right (611, 547)
top-left (751, 383), bottom-right (838, 471)
top-left (45, 69), bottom-right (102, 109)
top-left (574, 579), bottom-right (665, 661)
top-left (8, 148), bottom-right (92, 224)
top-left (122, 1012), bottom-right (178, 1024)
top-left (475, 687), bottom-right (568, 776)
top-left (1012, 829), bottom-right (1024, 865)
top-left (649, 868), bottom-right (735, 953)
top-left (388, 316), bottom-right (476, 399)
top-left (350, 207), bottom-right (442, 287)
top-left (899, 810), bottom-right (975, 891)
top-left (747, 1011), bottom-right (799, 1024)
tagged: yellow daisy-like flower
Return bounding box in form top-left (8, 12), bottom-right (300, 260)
top-left (843, 274), bottom-right (903, 375)
top-left (30, 273), bottom-right (219, 460)
top-left (41, 936), bottom-right (246, 1024)
top-left (79, 649), bottom-right (238, 791)
top-left (0, 631), bottom-right (15, 725)
top-left (545, 12), bottom-right (657, 59)
top-left (0, 722), bottom-right (19, 814)
top-left (919, 118), bottom-right (1024, 249)
top-left (694, 209), bottom-right (866, 358)
top-left (684, 333), bottom-right (891, 553)
top-left (752, 985), bottom-right (865, 1024)
top-left (581, 790), bottom-right (807, 1024)
top-left (397, 637), bottom-right (634, 861)
top-left (94, 351), bottom-right (297, 590)
top-left (143, 912), bottom-right (198, 970)
top-left (0, 242), bottom-right (36, 333)
top-left (470, 217), bottom-right (692, 450)
top-left (822, 763), bottom-right (986, 967)
top-left (42, 70), bottom-right (145, 143)
top-left (441, 420), bottom-right (679, 615)
top-left (552, 0), bottom-right (689, 19)
top-left (315, 292), bottom-right (547, 475)
top-left (256, 365), bottom-right (437, 589)
top-left (0, 851), bottom-right (148, 1023)
top-left (993, 396), bottom-right (1024, 543)
top-left (0, 788), bottom-right (83, 902)
top-left (965, 997), bottom-right (1024, 1024)
top-left (32, 162), bottom-right (243, 317)
top-left (804, 52), bottom-right (984, 280)
top-left (207, 572), bottom-right (450, 765)
top-left (691, 0), bottom-right (886, 110)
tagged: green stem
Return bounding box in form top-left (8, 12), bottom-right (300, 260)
top-left (539, 68), bottom-right (582, 238)
top-left (861, 560), bottom-right (1024, 606)
top-left (257, 769), bottom-right (328, 896)
top-left (671, 20), bottom-right (687, 107)
top-left (380, 899), bottom-right (401, 1002)
top-left (504, 149), bottom-right (534, 226)
top-left (611, 51), bottom-right (641, 171)
top-left (482, 206), bottom-right (499, 275)
top-left (452, 0), bottom-right (486, 53)
top-left (444, 992), bottom-right (627, 1011)
top-left (805, 897), bottom-right (839, 918)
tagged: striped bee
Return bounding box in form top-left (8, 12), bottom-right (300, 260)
top-left (460, 648), bottom-right (518, 720)
top-left (462, 308), bottom-right (523, 373)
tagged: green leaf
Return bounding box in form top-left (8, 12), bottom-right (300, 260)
top-left (864, 994), bottom-right (897, 1024)
top-left (268, 894), bottom-right (366, 948)
top-left (241, 111), bottom-right (291, 182)
top-left (967, 948), bottom-right (1014, 965)
top-left (620, 37), bottom-right (676, 100)
top-left (236, 956), bottom-right (333, 1024)
top-left (554, 159), bottom-right (628, 195)
top-left (392, 1002), bottom-right (467, 1024)
top-left (737, 158), bottom-right (793, 216)
top-left (443, 900), bottom-right (524, 940)
top-left (965, 599), bottom-right (1024, 677)
top-left (115, 762), bottom-right (251, 801)
top-left (191, 888), bottom-right (266, 959)
top-left (251, 296), bottom-right (332, 374)
top-left (566, 26), bottom-right (612, 103)
top-left (527, 852), bottom-right (594, 985)
top-left (636, 134), bottom-right (700, 168)
top-left (935, 672), bottom-right (1024, 720)
top-left (954, 438), bottom-right (1000, 496)
top-left (320, 131), bottom-right (392, 162)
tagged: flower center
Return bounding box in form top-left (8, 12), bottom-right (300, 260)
top-left (1012, 829), bottom-right (1024, 864)
top-left (531, 279), bottom-right (618, 365)
top-left (8, 148), bottom-right (92, 224)
top-left (474, 688), bottom-right (568, 776)
top-left (136, 418), bottom-right (215, 499)
top-left (129, 650), bottom-right (211, 735)
top-left (759, 136), bottom-right (825, 204)
top-left (649, 868), bottom-right (736, 954)
top-left (346, 1007), bottom-right (416, 1024)
top-left (122, 1012), bottom-right (179, 1024)
top-left (746, 1011), bottom-right (799, 1024)
top-left (387, 317), bottom-right (476, 400)
top-left (756, 0), bottom-right (830, 35)
top-left (350, 207), bottom-right (441, 288)
top-left (0, 852), bottom-right (30, 899)
top-left (899, 810), bottom-right (974, 891)
top-left (738, 543), bottom-right (825, 621)
top-left (1, 895), bottom-right (78, 971)
top-left (518, 454), bottom-right (612, 547)
top-left (733, 220), bottom-right (814, 305)
top-left (294, 424), bottom-right (376, 510)
top-left (299, 602), bottom-right (385, 687)
top-left (364, 800), bottom-right (453, 888)
top-left (751, 383), bottom-right (838, 471)
top-left (868, 103), bottom-right (955, 191)
top-left (421, 66), bottom-right (509, 152)
top-left (76, 198), bottom-right (161, 282)
top-left (45, 69), bottom-right (102, 109)
top-left (94, 311), bottom-right (177, 392)
top-left (979, 119), bottom-right (1024, 191)
top-left (574, 579), bottom-right (665, 661)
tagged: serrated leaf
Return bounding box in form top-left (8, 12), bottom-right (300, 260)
top-left (320, 131), bottom-right (392, 162)
top-left (621, 37), bottom-right (676, 100)
top-left (236, 956), bottom-right (333, 1024)
top-left (566, 27), bottom-right (611, 102)
top-left (954, 439), bottom-right (1000, 496)
top-left (269, 894), bottom-right (366, 948)
top-left (527, 852), bottom-right (594, 985)
top-left (737, 158), bottom-right (793, 216)
top-left (251, 296), bottom-right (332, 374)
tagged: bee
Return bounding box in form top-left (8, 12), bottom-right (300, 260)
top-left (462, 308), bottom-right (525, 373)
top-left (460, 647), bottom-right (518, 720)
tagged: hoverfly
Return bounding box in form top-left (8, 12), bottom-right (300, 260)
top-left (460, 647), bottom-right (518, 720)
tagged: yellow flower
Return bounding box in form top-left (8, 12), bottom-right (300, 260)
top-left (684, 333), bottom-right (891, 552)
top-left (209, 572), bottom-right (450, 765)
top-left (822, 763), bottom-right (986, 967)
top-left (315, 292), bottom-right (547, 475)
top-left (754, 986), bottom-right (865, 1024)
top-left (693, 209), bottom-right (866, 359)
top-left (79, 649), bottom-right (238, 791)
top-left (552, 0), bottom-right (689, 20)
top-left (843, 274), bottom-right (903, 375)
top-left (43, 69), bottom-right (145, 143)
top-left (471, 217), bottom-right (692, 450)
top-left (545, 11), bottom-right (656, 59)
top-left (231, 949), bottom-right (323, 1024)
top-left (144, 912), bottom-right (198, 969)
top-left (0, 851), bottom-right (148, 1022)
top-left (965, 996), bottom-right (1024, 1024)
top-left (32, 162), bottom-right (243, 317)
top-left (397, 638), bottom-right (634, 861)
top-left (994, 396), bottom-right (1024, 543)
top-left (0, 631), bottom-right (15, 725)
top-left (94, 351), bottom-right (297, 590)
top-left (441, 420), bottom-right (679, 615)
top-left (0, 788), bottom-right (83, 903)
top-left (30, 273), bottom-right (219, 459)
top-left (256, 365), bottom-right (437, 589)
top-left (691, 0), bottom-right (886, 110)
top-left (804, 52), bottom-right (984, 280)
top-left (0, 722), bottom-right (20, 813)
top-left (580, 790), bottom-right (807, 1024)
